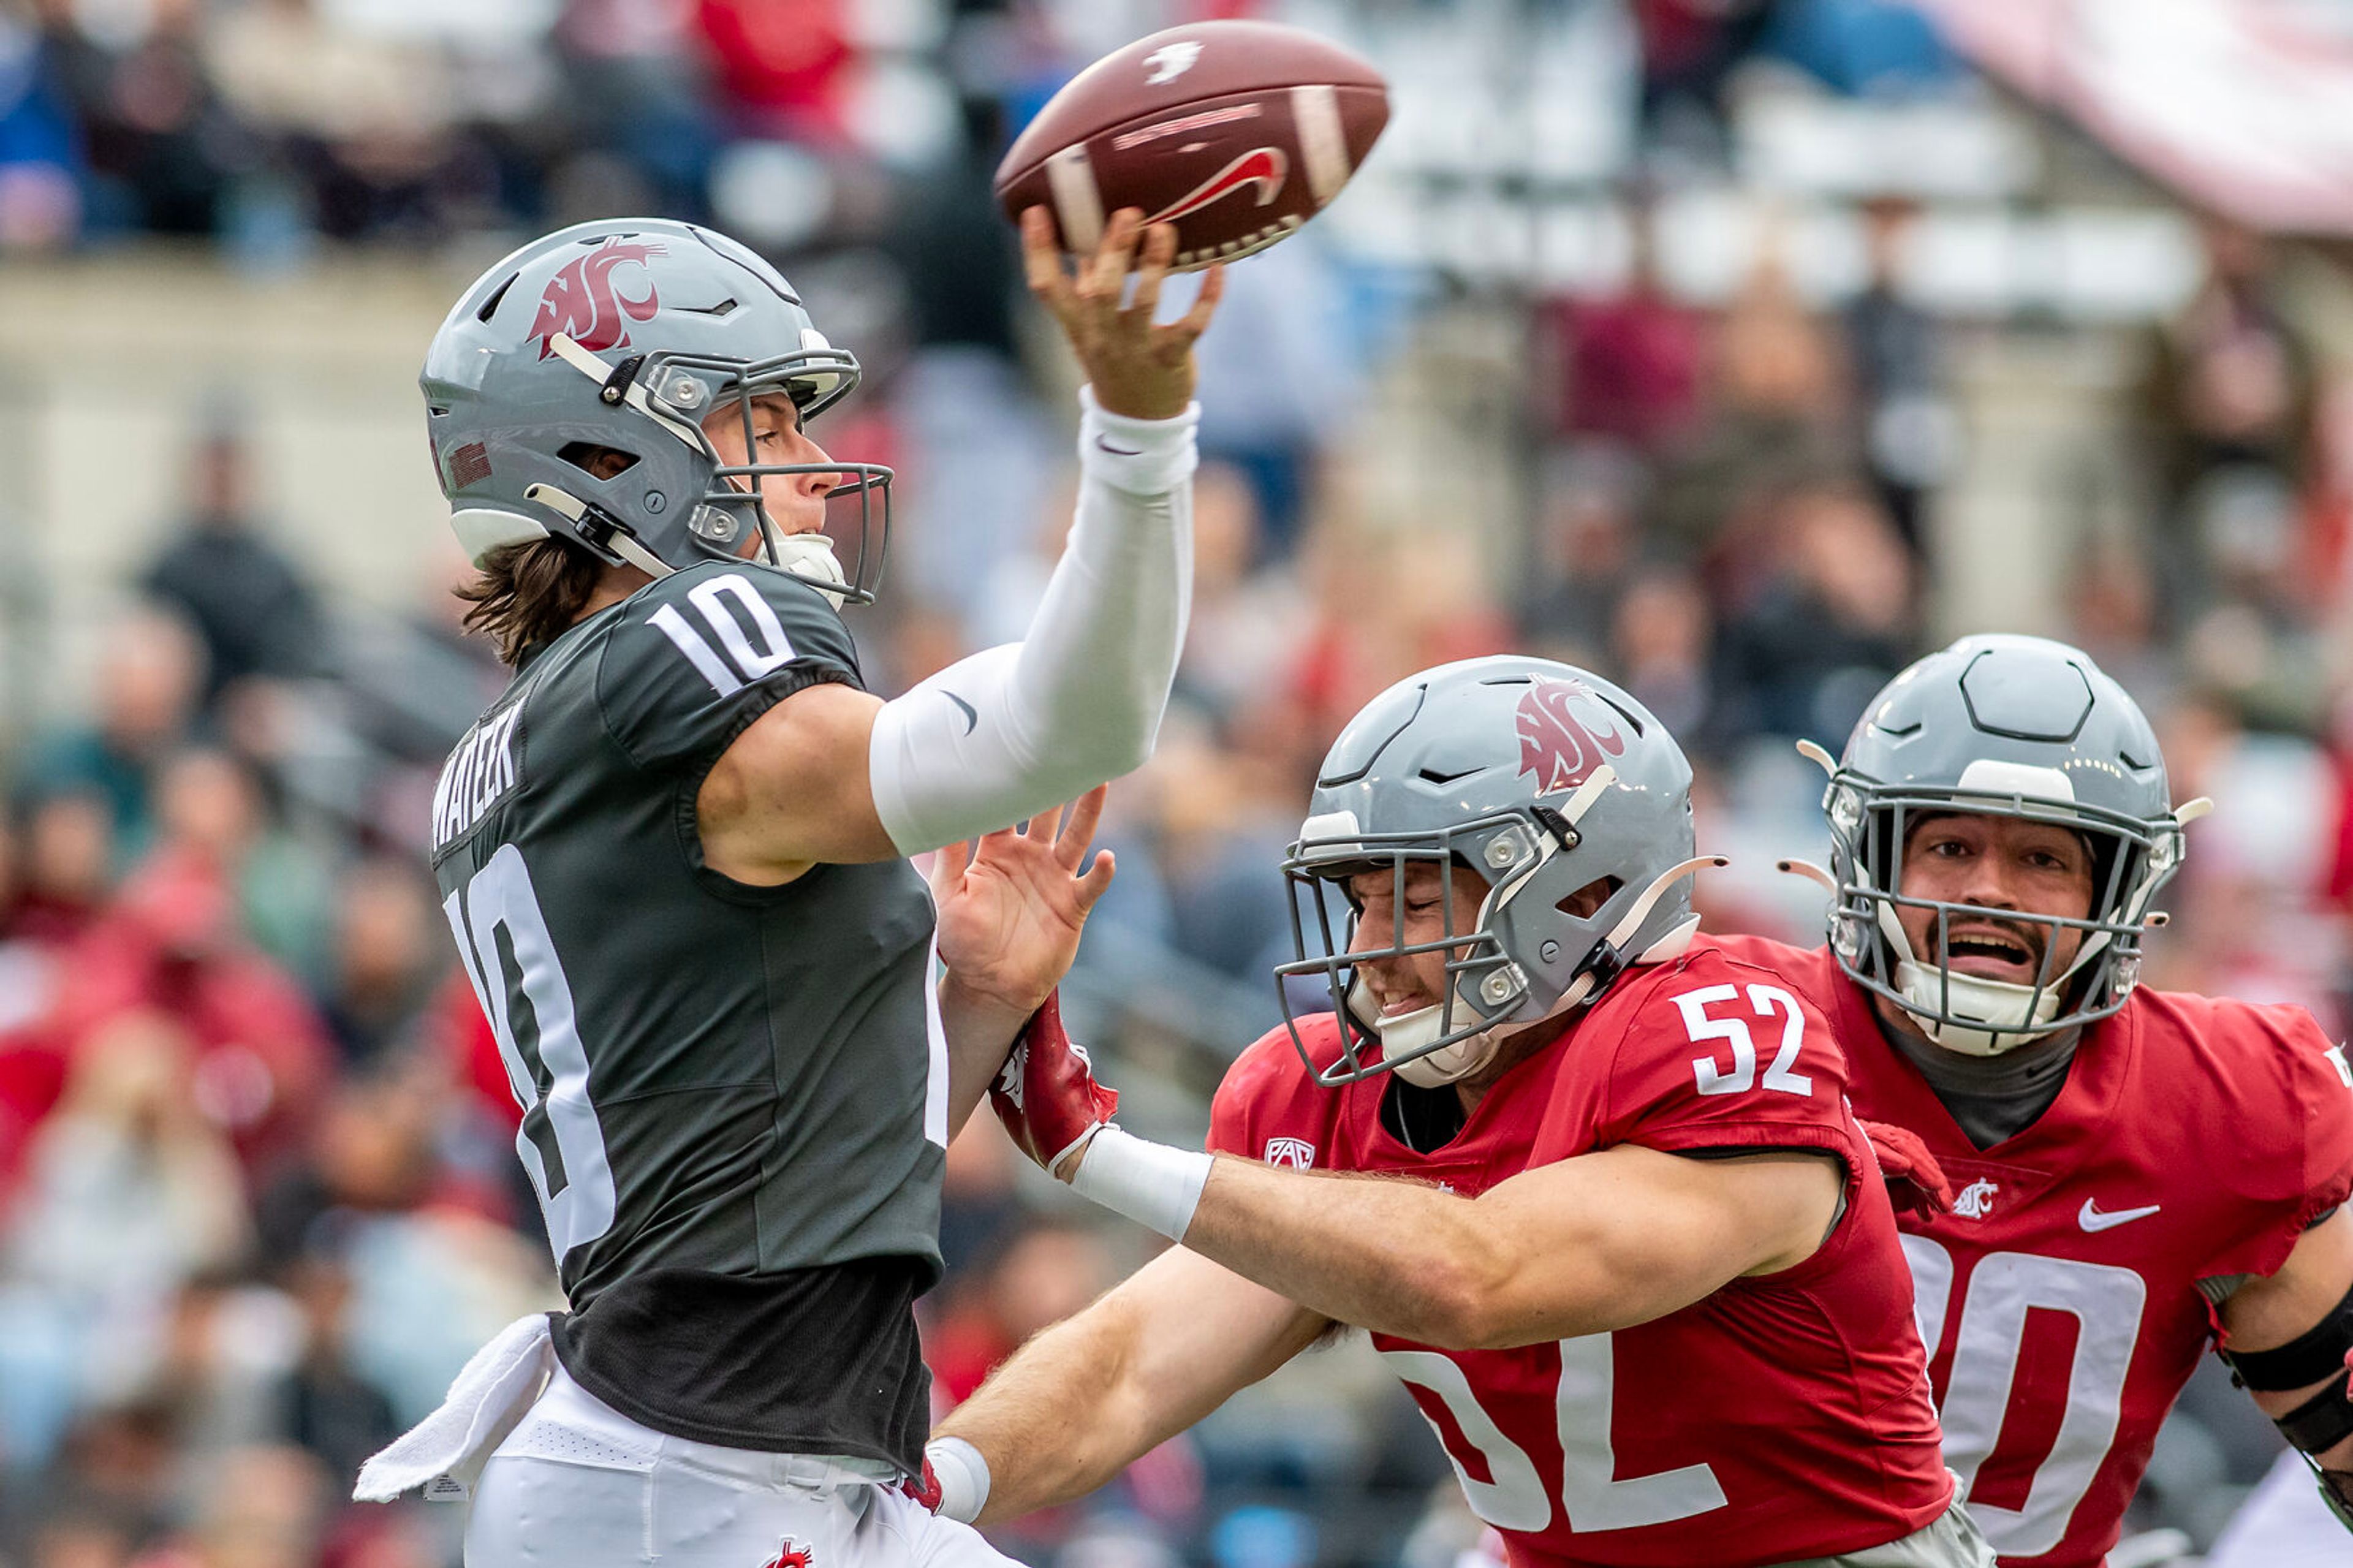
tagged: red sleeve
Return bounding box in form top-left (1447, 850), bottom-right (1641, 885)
top-left (1207, 1020), bottom-right (1352, 1169)
top-left (2207, 1003), bottom-right (2353, 1284)
top-left (1207, 1025), bottom-right (1306, 1157)
top-left (1577, 952), bottom-right (1866, 1185)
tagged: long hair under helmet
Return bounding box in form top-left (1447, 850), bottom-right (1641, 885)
top-left (1806, 634), bottom-right (2210, 1056)
top-left (1275, 656), bottom-right (1722, 1088)
top-left (421, 218), bottom-right (892, 607)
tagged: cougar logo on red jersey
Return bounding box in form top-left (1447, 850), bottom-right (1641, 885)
top-left (1515, 677), bottom-right (1627, 796)
top-left (1147, 148), bottom-right (1288, 224)
top-left (528, 239), bottom-right (667, 360)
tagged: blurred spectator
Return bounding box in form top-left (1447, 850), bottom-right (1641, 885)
top-left (695, 0), bottom-right (854, 142)
top-left (1648, 244), bottom-right (1855, 566)
top-left (1189, 238), bottom-right (1360, 560)
top-left (1539, 198), bottom-right (1706, 458)
top-left (1517, 450), bottom-right (1644, 666)
top-left (18, 607), bottom-right (205, 857)
top-left (2141, 218), bottom-right (2319, 631)
top-left (0, 2), bottom-right (83, 251)
top-left (1840, 195), bottom-right (1953, 555)
top-left (1714, 480), bottom-right (1915, 743)
top-left (51, 846), bottom-right (335, 1178)
top-left (316, 857), bottom-right (444, 1071)
top-left (201, 0), bottom-right (466, 241)
top-left (1608, 566), bottom-right (1715, 744)
top-left (268, 1244), bottom-right (400, 1490)
top-left (147, 748), bottom-right (335, 988)
top-left (36, 0), bottom-right (249, 237)
top-left (142, 419), bottom-right (326, 708)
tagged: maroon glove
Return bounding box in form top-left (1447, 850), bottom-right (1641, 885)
top-left (1859, 1117), bottom-right (1953, 1222)
top-left (898, 1452), bottom-right (942, 1512)
top-left (991, 990), bottom-right (1120, 1176)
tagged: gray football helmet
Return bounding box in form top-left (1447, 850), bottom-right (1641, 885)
top-left (1809, 634), bottom-right (2208, 1055)
top-left (1274, 656), bottom-right (1719, 1088)
top-left (421, 218), bottom-right (892, 605)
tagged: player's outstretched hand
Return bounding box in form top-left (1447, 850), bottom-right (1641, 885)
top-left (991, 988), bottom-right (1119, 1180)
top-left (1023, 205), bottom-right (1223, 421)
top-left (928, 786), bottom-right (1116, 1019)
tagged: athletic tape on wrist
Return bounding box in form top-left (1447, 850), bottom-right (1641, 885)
top-left (1067, 1127), bottom-right (1214, 1241)
top-left (925, 1437), bottom-right (990, 1524)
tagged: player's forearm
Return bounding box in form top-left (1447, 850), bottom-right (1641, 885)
top-left (1170, 1145), bottom-right (1828, 1349)
top-left (935, 1295), bottom-right (1169, 1522)
top-left (1176, 1156), bottom-right (1533, 1347)
top-left (936, 976), bottom-right (1030, 1139)
top-left (865, 395), bottom-right (1195, 856)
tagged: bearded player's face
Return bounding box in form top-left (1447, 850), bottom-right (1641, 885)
top-left (702, 392), bottom-right (839, 555)
top-left (1895, 812), bottom-right (2097, 990)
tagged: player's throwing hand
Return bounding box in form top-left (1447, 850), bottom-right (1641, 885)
top-left (1023, 205), bottom-right (1224, 420)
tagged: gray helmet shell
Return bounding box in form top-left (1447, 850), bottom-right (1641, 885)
top-left (422, 218), bottom-right (891, 602)
top-left (1276, 655), bottom-right (1713, 1087)
top-left (1822, 633), bottom-right (2200, 1053)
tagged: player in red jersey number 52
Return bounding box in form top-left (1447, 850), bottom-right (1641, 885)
top-left (921, 657), bottom-right (1996, 1568)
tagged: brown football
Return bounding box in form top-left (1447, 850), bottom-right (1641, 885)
top-left (994, 20), bottom-right (1389, 273)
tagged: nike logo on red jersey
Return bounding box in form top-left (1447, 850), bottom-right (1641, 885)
top-left (2077, 1198), bottom-right (2162, 1232)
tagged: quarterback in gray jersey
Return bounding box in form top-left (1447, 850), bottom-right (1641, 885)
top-left (355, 204), bottom-right (1223, 1568)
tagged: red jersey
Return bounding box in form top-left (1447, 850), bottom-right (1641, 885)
top-left (1713, 936), bottom-right (2353, 1568)
top-left (1208, 945), bottom-right (1953, 1568)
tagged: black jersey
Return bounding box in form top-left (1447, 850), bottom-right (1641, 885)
top-left (430, 561), bottom-right (941, 1466)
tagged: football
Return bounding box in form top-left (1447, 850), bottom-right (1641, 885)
top-left (994, 20), bottom-right (1389, 273)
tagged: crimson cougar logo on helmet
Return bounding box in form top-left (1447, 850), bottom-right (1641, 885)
top-left (1515, 677), bottom-right (1627, 796)
top-left (528, 238), bottom-right (667, 360)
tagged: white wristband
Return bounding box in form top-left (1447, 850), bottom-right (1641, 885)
top-left (924, 1436), bottom-right (990, 1524)
top-left (1066, 1127), bottom-right (1214, 1242)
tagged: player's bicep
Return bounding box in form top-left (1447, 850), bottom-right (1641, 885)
top-left (1478, 1143), bottom-right (1842, 1338)
top-left (698, 681), bottom-right (896, 877)
top-left (1118, 1245), bottom-right (1332, 1429)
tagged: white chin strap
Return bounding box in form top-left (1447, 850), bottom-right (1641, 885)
top-left (1374, 852), bottom-right (1725, 1089)
top-left (770, 531), bottom-right (849, 609)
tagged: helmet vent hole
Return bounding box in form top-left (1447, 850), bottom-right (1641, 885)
top-left (1591, 692), bottom-right (1646, 737)
top-left (678, 298), bottom-right (740, 318)
top-left (477, 272), bottom-right (520, 323)
top-left (1556, 876), bottom-right (1621, 921)
top-left (558, 442), bottom-right (641, 480)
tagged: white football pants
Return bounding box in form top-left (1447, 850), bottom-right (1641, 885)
top-left (464, 1363), bottom-right (1026, 1568)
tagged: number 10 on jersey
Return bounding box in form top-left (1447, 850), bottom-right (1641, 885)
top-left (444, 843), bottom-right (620, 1264)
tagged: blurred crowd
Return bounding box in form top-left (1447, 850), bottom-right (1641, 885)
top-left (6, 1), bottom-right (2353, 1567)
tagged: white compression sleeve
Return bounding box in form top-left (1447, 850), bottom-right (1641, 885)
top-left (866, 388), bottom-right (1198, 856)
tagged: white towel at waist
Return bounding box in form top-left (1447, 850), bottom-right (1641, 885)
top-left (353, 1312), bottom-right (555, 1503)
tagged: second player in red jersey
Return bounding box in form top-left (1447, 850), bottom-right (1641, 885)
top-left (1206, 945), bottom-right (1949, 1567)
top-left (921, 657), bottom-right (1993, 1568)
top-left (1718, 635), bottom-right (2353, 1567)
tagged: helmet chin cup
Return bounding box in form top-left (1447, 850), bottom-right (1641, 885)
top-left (770, 531), bottom-right (849, 610)
top-left (1379, 1002), bottom-right (1502, 1088)
top-left (1343, 977), bottom-right (1503, 1089)
top-left (1892, 960), bottom-right (2064, 1056)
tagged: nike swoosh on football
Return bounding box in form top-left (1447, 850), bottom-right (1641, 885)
top-left (2078, 1199), bottom-right (2162, 1232)
top-left (944, 691), bottom-right (979, 735)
